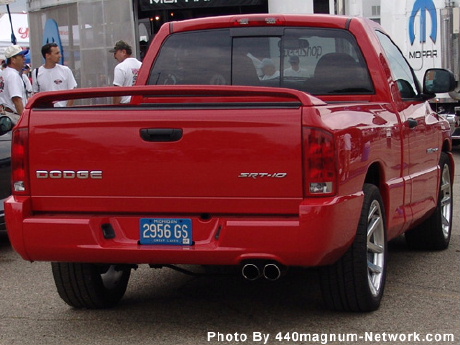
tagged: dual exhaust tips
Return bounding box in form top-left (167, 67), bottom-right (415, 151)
top-left (241, 261), bottom-right (286, 281)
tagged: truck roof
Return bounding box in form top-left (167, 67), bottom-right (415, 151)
top-left (168, 13), bottom-right (372, 33)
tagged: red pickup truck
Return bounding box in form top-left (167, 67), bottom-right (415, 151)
top-left (3, 14), bottom-right (456, 312)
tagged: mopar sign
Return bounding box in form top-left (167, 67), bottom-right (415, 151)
top-left (408, 0), bottom-right (438, 59)
top-left (409, 0), bottom-right (437, 44)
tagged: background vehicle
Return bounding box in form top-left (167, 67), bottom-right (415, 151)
top-left (5, 14), bottom-right (456, 312)
top-left (0, 116), bottom-right (12, 233)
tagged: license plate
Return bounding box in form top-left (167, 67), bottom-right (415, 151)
top-left (140, 218), bottom-right (192, 245)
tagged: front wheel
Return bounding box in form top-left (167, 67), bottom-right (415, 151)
top-left (52, 262), bottom-right (131, 309)
top-left (405, 152), bottom-right (453, 250)
top-left (319, 184), bottom-right (387, 312)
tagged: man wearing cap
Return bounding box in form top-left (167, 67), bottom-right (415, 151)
top-left (0, 45), bottom-right (29, 122)
top-left (110, 40), bottom-right (142, 104)
top-left (32, 43), bottom-right (77, 107)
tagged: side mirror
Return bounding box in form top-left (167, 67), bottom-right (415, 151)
top-left (0, 116), bottom-right (14, 136)
top-left (423, 68), bottom-right (457, 95)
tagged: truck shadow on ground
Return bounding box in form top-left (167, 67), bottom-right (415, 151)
top-left (1, 230), bottom-right (457, 319)
top-left (101, 233), bottom-right (458, 317)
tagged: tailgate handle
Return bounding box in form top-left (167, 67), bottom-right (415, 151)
top-left (140, 128), bottom-right (183, 142)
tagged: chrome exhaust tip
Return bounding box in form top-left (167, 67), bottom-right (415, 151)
top-left (242, 263), bottom-right (261, 281)
top-left (263, 263), bottom-right (282, 281)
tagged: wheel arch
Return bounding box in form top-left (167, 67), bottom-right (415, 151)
top-left (441, 141), bottom-right (455, 185)
top-left (363, 162), bottom-right (389, 224)
top-left (442, 138), bottom-right (452, 152)
top-left (363, 162), bottom-right (383, 188)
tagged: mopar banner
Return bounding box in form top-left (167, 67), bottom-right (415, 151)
top-left (405, 0), bottom-right (441, 74)
top-left (409, 0), bottom-right (437, 45)
top-left (140, 0), bottom-right (265, 11)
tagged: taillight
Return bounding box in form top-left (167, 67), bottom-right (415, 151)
top-left (303, 127), bottom-right (337, 196)
top-left (11, 128), bottom-right (29, 195)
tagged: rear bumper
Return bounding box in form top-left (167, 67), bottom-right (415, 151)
top-left (5, 193), bottom-right (363, 267)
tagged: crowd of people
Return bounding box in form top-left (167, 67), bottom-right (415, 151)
top-left (0, 40), bottom-right (142, 119)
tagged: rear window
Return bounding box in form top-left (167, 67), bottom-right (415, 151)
top-left (148, 28), bottom-right (374, 95)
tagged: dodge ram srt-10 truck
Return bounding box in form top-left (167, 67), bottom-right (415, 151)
top-left (3, 14), bottom-right (456, 312)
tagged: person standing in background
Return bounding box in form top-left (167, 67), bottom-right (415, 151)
top-left (109, 40), bottom-right (142, 104)
top-left (22, 64), bottom-right (33, 98)
top-left (0, 60), bottom-right (3, 113)
top-left (0, 45), bottom-right (29, 122)
top-left (32, 43), bottom-right (77, 107)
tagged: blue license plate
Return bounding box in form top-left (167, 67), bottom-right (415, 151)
top-left (140, 218), bottom-right (192, 245)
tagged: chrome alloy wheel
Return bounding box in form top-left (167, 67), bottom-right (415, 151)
top-left (367, 199), bottom-right (385, 297)
top-left (440, 163), bottom-right (452, 240)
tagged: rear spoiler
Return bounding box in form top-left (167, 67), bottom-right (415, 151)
top-left (26, 85), bottom-right (326, 109)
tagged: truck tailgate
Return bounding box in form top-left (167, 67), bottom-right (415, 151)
top-left (27, 88), bottom-right (310, 215)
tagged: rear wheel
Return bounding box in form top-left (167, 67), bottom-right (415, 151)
top-left (52, 262), bottom-right (131, 309)
top-left (405, 152), bottom-right (453, 250)
top-left (319, 183), bottom-right (387, 312)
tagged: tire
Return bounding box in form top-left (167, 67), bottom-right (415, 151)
top-left (405, 152), bottom-right (453, 250)
top-left (319, 184), bottom-right (387, 312)
top-left (51, 262), bottom-right (131, 309)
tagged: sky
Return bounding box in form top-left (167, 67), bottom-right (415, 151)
top-left (1, 0), bottom-right (27, 13)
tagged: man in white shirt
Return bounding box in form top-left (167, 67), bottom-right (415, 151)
top-left (109, 41), bottom-right (142, 104)
top-left (32, 43), bottom-right (77, 107)
top-left (0, 45), bottom-right (29, 122)
top-left (284, 55), bottom-right (309, 78)
top-left (22, 64), bottom-right (33, 98)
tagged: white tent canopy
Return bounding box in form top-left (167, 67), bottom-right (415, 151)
top-left (0, 12), bottom-right (29, 60)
